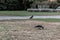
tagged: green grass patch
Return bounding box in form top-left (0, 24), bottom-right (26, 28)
top-left (33, 18), bottom-right (60, 22)
top-left (0, 18), bottom-right (60, 22)
top-left (0, 11), bottom-right (60, 16)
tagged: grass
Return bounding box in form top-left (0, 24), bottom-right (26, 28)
top-left (0, 11), bottom-right (60, 16)
top-left (33, 18), bottom-right (60, 22)
top-left (0, 20), bottom-right (60, 40)
top-left (0, 18), bottom-right (60, 22)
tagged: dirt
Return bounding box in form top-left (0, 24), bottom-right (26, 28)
top-left (0, 20), bottom-right (60, 40)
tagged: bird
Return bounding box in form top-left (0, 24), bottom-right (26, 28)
top-left (29, 15), bottom-right (33, 19)
top-left (35, 25), bottom-right (44, 30)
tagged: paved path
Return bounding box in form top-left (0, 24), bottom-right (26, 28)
top-left (0, 16), bottom-right (60, 20)
top-left (33, 16), bottom-right (60, 19)
top-left (0, 16), bottom-right (30, 20)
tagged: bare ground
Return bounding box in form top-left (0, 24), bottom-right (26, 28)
top-left (0, 20), bottom-right (60, 40)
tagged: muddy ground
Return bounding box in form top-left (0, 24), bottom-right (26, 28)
top-left (0, 20), bottom-right (60, 40)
